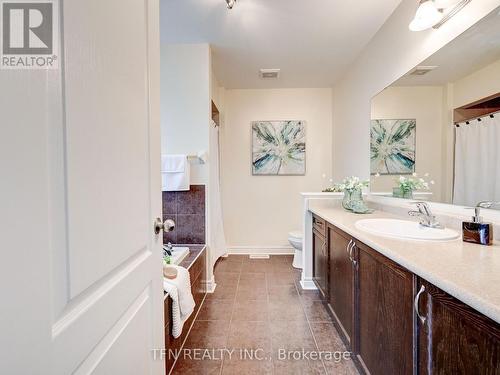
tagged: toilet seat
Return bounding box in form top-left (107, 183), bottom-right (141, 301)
top-left (288, 231), bottom-right (303, 269)
top-left (288, 230), bottom-right (302, 240)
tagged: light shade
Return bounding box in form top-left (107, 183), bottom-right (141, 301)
top-left (409, 1), bottom-right (444, 31)
top-left (433, 0), bottom-right (462, 8)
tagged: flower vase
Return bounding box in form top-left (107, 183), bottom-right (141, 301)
top-left (393, 187), bottom-right (413, 199)
top-left (342, 190), bottom-right (352, 211)
top-left (342, 188), bottom-right (363, 211)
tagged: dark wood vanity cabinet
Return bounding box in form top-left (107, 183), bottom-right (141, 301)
top-left (312, 216), bottom-right (500, 375)
top-left (327, 224), bottom-right (356, 347)
top-left (356, 241), bottom-right (414, 375)
top-left (312, 215), bottom-right (328, 299)
top-left (416, 279), bottom-right (500, 375)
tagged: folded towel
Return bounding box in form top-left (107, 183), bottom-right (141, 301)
top-left (161, 154), bottom-right (190, 191)
top-left (163, 265), bottom-right (195, 338)
top-left (161, 154), bottom-right (186, 173)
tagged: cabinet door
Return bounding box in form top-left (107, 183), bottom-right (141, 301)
top-left (416, 279), bottom-right (500, 375)
top-left (328, 226), bottom-right (355, 347)
top-left (357, 243), bottom-right (414, 375)
top-left (312, 229), bottom-right (328, 298)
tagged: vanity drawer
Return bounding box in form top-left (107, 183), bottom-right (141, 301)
top-left (313, 214), bottom-right (326, 237)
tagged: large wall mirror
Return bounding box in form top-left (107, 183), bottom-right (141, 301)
top-left (370, 7), bottom-right (500, 209)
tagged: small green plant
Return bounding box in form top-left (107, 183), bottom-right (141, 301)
top-left (163, 255), bottom-right (171, 265)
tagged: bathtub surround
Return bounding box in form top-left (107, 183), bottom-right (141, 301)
top-left (161, 41), bottom-right (228, 290)
top-left (162, 185), bottom-right (206, 245)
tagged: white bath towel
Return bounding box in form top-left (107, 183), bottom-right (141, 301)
top-left (163, 265), bottom-right (195, 338)
top-left (161, 154), bottom-right (190, 191)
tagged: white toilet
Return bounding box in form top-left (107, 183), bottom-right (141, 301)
top-left (288, 230), bottom-right (303, 269)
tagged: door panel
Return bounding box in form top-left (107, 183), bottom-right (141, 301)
top-left (51, 0), bottom-right (163, 373)
top-left (357, 243), bottom-right (414, 375)
top-left (64, 0), bottom-right (152, 297)
top-left (1, 0), bottom-right (162, 373)
top-left (74, 286), bottom-right (153, 374)
top-left (417, 279), bottom-right (500, 375)
top-left (328, 226), bottom-right (354, 346)
top-left (312, 229), bottom-right (327, 298)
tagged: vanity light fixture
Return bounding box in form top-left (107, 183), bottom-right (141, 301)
top-left (409, 1), bottom-right (443, 31)
top-left (409, 0), bottom-right (471, 31)
top-left (225, 0), bottom-right (236, 9)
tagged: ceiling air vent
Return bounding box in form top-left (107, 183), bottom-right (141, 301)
top-left (259, 69), bottom-right (280, 79)
top-left (408, 66), bottom-right (439, 76)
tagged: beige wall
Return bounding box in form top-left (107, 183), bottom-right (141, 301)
top-left (332, 0), bottom-right (500, 183)
top-left (221, 88), bottom-right (333, 248)
top-left (161, 43), bottom-right (211, 183)
top-left (452, 58), bottom-right (500, 108)
top-left (371, 86), bottom-right (444, 201)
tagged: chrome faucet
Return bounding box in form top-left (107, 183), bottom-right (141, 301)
top-left (163, 242), bottom-right (173, 257)
top-left (408, 202), bottom-right (442, 228)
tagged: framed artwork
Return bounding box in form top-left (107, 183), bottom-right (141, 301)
top-left (370, 119), bottom-right (416, 175)
top-left (252, 120), bottom-right (306, 175)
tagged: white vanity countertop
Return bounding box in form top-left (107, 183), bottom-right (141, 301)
top-left (308, 201), bottom-right (500, 324)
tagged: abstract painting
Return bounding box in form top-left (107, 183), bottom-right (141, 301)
top-left (252, 121), bottom-right (306, 175)
top-left (370, 119), bottom-right (416, 175)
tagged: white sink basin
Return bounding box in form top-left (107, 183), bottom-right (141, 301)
top-left (355, 219), bottom-right (460, 241)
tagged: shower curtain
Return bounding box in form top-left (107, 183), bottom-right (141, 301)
top-left (209, 120), bottom-right (227, 269)
top-left (453, 114), bottom-right (500, 207)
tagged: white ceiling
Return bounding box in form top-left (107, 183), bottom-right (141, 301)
top-left (393, 7), bottom-right (500, 86)
top-left (160, 0), bottom-right (402, 89)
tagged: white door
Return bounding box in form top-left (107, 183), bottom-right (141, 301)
top-left (0, 0), bottom-right (164, 374)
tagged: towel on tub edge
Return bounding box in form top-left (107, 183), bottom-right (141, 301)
top-left (163, 265), bottom-right (195, 338)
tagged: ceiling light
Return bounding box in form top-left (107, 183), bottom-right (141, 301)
top-left (433, 0), bottom-right (461, 8)
top-left (225, 0), bottom-right (236, 9)
top-left (409, 1), bottom-right (443, 31)
top-left (409, 0), bottom-right (472, 31)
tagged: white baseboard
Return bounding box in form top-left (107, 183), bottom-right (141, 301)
top-left (204, 275), bottom-right (217, 293)
top-left (299, 278), bottom-right (318, 290)
top-left (226, 245), bottom-right (294, 256)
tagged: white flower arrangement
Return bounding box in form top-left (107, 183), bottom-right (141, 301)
top-left (323, 176), bottom-right (369, 193)
top-left (396, 173), bottom-right (434, 193)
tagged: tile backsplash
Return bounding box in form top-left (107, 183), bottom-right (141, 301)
top-left (162, 185), bottom-right (206, 244)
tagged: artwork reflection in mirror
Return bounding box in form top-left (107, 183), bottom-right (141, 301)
top-left (370, 119), bottom-right (416, 175)
top-left (370, 7), bottom-right (500, 209)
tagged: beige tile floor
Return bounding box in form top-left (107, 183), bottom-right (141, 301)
top-left (172, 255), bottom-right (359, 374)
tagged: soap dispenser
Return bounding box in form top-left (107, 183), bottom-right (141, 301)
top-left (462, 205), bottom-right (493, 245)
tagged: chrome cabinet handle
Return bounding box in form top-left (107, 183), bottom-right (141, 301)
top-left (349, 241), bottom-right (358, 266)
top-left (346, 239), bottom-right (353, 254)
top-left (414, 285), bottom-right (427, 324)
